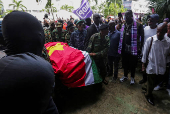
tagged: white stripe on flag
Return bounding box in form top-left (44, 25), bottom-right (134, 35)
top-left (81, 51), bottom-right (95, 86)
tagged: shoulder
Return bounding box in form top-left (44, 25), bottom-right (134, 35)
top-left (52, 29), bottom-right (57, 33)
top-left (71, 31), bottom-right (77, 36)
top-left (87, 24), bottom-right (95, 30)
top-left (115, 31), bottom-right (121, 35)
top-left (62, 29), bottom-right (67, 33)
top-left (91, 33), bottom-right (99, 38)
top-left (0, 53), bottom-right (53, 74)
top-left (144, 26), bottom-right (150, 30)
top-left (72, 30), bottom-right (78, 34)
top-left (164, 33), bottom-right (170, 43)
top-left (83, 29), bottom-right (87, 33)
top-left (146, 35), bottom-right (156, 43)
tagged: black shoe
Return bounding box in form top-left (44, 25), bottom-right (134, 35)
top-left (142, 87), bottom-right (147, 93)
top-left (139, 79), bottom-right (147, 84)
top-left (142, 87), bottom-right (147, 91)
top-left (145, 95), bottom-right (154, 106)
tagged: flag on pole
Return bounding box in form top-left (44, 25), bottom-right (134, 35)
top-left (72, 0), bottom-right (93, 19)
top-left (45, 42), bottom-right (102, 88)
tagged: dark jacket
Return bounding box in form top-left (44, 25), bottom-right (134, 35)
top-left (84, 24), bottom-right (99, 50)
top-left (0, 11), bottom-right (58, 114)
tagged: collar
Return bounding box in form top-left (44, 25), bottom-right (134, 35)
top-left (109, 31), bottom-right (116, 35)
top-left (94, 23), bottom-right (101, 28)
top-left (76, 29), bottom-right (85, 33)
top-left (154, 35), bottom-right (166, 42)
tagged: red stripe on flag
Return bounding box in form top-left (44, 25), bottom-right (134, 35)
top-left (45, 42), bottom-right (86, 88)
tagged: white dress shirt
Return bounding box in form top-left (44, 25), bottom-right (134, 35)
top-left (142, 26), bottom-right (157, 53)
top-left (142, 35), bottom-right (170, 75)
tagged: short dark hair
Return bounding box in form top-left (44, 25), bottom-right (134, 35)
top-left (158, 23), bottom-right (167, 34)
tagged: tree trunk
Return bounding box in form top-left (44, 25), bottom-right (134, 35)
top-left (51, 6), bottom-right (54, 20)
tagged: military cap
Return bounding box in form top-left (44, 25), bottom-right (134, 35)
top-left (74, 19), bottom-right (78, 24)
top-left (99, 24), bottom-right (109, 30)
top-left (67, 22), bottom-right (74, 28)
top-left (56, 22), bottom-right (63, 27)
top-left (76, 20), bottom-right (85, 25)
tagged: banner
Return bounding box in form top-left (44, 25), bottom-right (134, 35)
top-left (72, 0), bottom-right (93, 19)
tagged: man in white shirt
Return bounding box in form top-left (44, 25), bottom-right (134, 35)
top-left (142, 23), bottom-right (170, 105)
top-left (139, 14), bottom-right (159, 84)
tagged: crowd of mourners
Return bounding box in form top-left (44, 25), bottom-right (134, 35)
top-left (0, 9), bottom-right (170, 114)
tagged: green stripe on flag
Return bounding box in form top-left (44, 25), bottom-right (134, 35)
top-left (90, 57), bottom-right (103, 84)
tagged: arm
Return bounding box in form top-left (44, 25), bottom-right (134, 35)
top-left (64, 33), bottom-right (68, 43)
top-left (141, 37), bottom-right (152, 71)
top-left (96, 36), bottom-right (110, 58)
top-left (86, 35), bottom-right (94, 53)
top-left (69, 32), bottom-right (75, 47)
top-left (141, 37), bottom-right (151, 63)
top-left (138, 24), bottom-right (144, 50)
top-left (84, 27), bottom-right (92, 50)
top-left (51, 30), bottom-right (55, 42)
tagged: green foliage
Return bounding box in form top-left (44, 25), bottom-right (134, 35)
top-left (141, 12), bottom-right (151, 25)
top-left (9, 0), bottom-right (27, 11)
top-left (60, 5), bottom-right (74, 12)
top-left (103, 2), bottom-right (127, 18)
top-left (45, 0), bottom-right (57, 19)
top-left (91, 5), bottom-right (97, 13)
top-left (106, 0), bottom-right (122, 7)
top-left (148, 0), bottom-right (170, 22)
top-left (0, 0), bottom-right (3, 16)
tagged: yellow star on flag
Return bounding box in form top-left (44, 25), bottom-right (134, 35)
top-left (46, 43), bottom-right (64, 56)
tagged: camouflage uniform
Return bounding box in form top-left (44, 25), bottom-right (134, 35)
top-left (52, 29), bottom-right (67, 42)
top-left (86, 33), bottom-right (110, 80)
top-left (44, 28), bottom-right (53, 43)
top-left (65, 32), bottom-right (71, 45)
top-left (42, 46), bottom-right (51, 63)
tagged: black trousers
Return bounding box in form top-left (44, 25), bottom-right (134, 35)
top-left (94, 59), bottom-right (107, 81)
top-left (108, 56), bottom-right (120, 78)
top-left (143, 72), bottom-right (147, 81)
top-left (122, 52), bottom-right (138, 78)
top-left (146, 74), bottom-right (164, 97)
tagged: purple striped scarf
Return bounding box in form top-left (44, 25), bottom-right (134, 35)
top-left (118, 21), bottom-right (137, 55)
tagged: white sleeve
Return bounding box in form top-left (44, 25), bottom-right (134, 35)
top-left (141, 37), bottom-right (152, 63)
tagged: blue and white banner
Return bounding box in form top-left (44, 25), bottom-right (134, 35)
top-left (73, 0), bottom-right (93, 19)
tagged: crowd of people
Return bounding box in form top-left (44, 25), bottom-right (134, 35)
top-left (0, 9), bottom-right (170, 113)
top-left (42, 10), bottom-right (170, 106)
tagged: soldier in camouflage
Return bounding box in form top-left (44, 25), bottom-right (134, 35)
top-left (65, 22), bottom-right (75, 45)
top-left (86, 24), bottom-right (110, 85)
top-left (44, 21), bottom-right (55, 43)
top-left (52, 21), bottom-right (67, 42)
